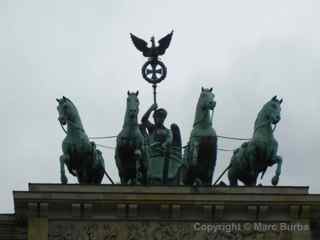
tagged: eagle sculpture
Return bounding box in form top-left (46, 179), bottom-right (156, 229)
top-left (130, 31), bottom-right (174, 58)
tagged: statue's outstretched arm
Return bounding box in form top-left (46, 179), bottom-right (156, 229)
top-left (141, 103), bottom-right (157, 131)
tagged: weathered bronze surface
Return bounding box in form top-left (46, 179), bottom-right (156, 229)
top-left (115, 91), bottom-right (147, 184)
top-left (227, 96), bottom-right (283, 186)
top-left (141, 103), bottom-right (183, 184)
top-left (182, 87), bottom-right (217, 186)
top-left (57, 96), bottom-right (105, 184)
top-left (131, 31), bottom-right (173, 105)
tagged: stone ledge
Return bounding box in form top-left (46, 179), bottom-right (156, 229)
top-left (13, 191), bottom-right (320, 204)
top-left (3, 184), bottom-right (320, 240)
top-left (0, 214), bottom-right (27, 240)
top-left (11, 184), bottom-right (320, 223)
top-left (28, 183), bottom-right (309, 194)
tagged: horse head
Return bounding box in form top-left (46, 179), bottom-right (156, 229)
top-left (126, 91), bottom-right (140, 122)
top-left (256, 96), bottom-right (283, 128)
top-left (199, 87), bottom-right (216, 111)
top-left (193, 87), bottom-right (216, 127)
top-left (227, 96), bottom-right (284, 186)
top-left (56, 96), bottom-right (80, 126)
top-left (57, 96), bottom-right (105, 184)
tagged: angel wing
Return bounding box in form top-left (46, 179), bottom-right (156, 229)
top-left (170, 123), bottom-right (182, 148)
top-left (157, 30), bottom-right (174, 56)
top-left (130, 33), bottom-right (149, 55)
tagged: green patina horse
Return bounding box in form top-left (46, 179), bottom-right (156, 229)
top-left (182, 87), bottom-right (217, 185)
top-left (227, 96), bottom-right (283, 186)
top-left (57, 96), bottom-right (105, 184)
top-left (115, 91), bottom-right (147, 184)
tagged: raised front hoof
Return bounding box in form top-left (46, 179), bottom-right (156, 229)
top-left (271, 175), bottom-right (279, 186)
top-left (61, 175), bottom-right (68, 184)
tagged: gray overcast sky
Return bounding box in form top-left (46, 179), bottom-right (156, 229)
top-left (1, 0), bottom-right (320, 213)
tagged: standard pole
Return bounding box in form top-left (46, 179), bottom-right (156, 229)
top-left (104, 169), bottom-right (115, 184)
top-left (152, 84), bottom-right (157, 105)
top-left (213, 163), bottom-right (232, 186)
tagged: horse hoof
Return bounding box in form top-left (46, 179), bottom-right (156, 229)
top-left (61, 176), bottom-right (68, 184)
top-left (271, 176), bottom-right (279, 186)
top-left (193, 178), bottom-right (202, 186)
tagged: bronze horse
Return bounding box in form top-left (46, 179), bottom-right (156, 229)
top-left (57, 96), bottom-right (105, 184)
top-left (182, 88), bottom-right (217, 185)
top-left (115, 91), bottom-right (147, 184)
top-left (227, 96), bottom-right (283, 186)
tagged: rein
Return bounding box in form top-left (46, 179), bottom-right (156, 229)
top-left (213, 118), bottom-right (278, 186)
top-left (253, 120), bottom-right (277, 135)
top-left (58, 118), bottom-right (115, 184)
top-left (59, 119), bottom-right (85, 135)
top-left (193, 107), bottom-right (213, 128)
top-left (59, 122), bottom-right (68, 134)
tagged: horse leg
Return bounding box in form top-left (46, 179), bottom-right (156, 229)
top-left (177, 165), bottom-right (186, 185)
top-left (184, 166), bottom-right (196, 186)
top-left (228, 166), bottom-right (238, 186)
top-left (134, 149), bottom-right (142, 184)
top-left (92, 151), bottom-right (105, 184)
top-left (120, 174), bottom-right (127, 185)
top-left (91, 162), bottom-right (104, 184)
top-left (246, 144), bottom-right (258, 178)
top-left (141, 146), bottom-right (148, 185)
top-left (191, 142), bottom-right (199, 166)
top-left (59, 154), bottom-right (69, 184)
top-left (94, 167), bottom-right (104, 184)
top-left (271, 155), bottom-right (282, 186)
top-left (246, 176), bottom-right (257, 186)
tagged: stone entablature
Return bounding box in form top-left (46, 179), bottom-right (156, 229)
top-left (14, 184), bottom-right (317, 221)
top-left (0, 214), bottom-right (26, 240)
top-left (1, 184), bottom-right (320, 239)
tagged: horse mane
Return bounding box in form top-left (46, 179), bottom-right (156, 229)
top-left (193, 96), bottom-right (203, 127)
top-left (62, 97), bottom-right (84, 127)
top-left (64, 98), bottom-right (77, 111)
top-left (123, 107), bottom-right (131, 128)
top-left (254, 100), bottom-right (272, 130)
top-left (193, 91), bottom-right (211, 128)
top-left (123, 94), bottom-right (138, 128)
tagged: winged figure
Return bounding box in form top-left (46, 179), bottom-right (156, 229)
top-left (130, 31), bottom-right (173, 58)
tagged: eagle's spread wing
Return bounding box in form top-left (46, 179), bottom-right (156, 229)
top-left (130, 33), bottom-right (149, 55)
top-left (157, 30), bottom-right (174, 56)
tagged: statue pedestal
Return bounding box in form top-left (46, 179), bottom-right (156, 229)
top-left (1, 184), bottom-right (320, 239)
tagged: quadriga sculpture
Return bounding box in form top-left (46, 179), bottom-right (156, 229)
top-left (115, 91), bottom-right (147, 184)
top-left (57, 96), bottom-right (105, 184)
top-left (182, 87), bottom-right (217, 185)
top-left (227, 96), bottom-right (283, 186)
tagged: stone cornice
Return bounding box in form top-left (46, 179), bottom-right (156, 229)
top-left (11, 184), bottom-right (320, 223)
